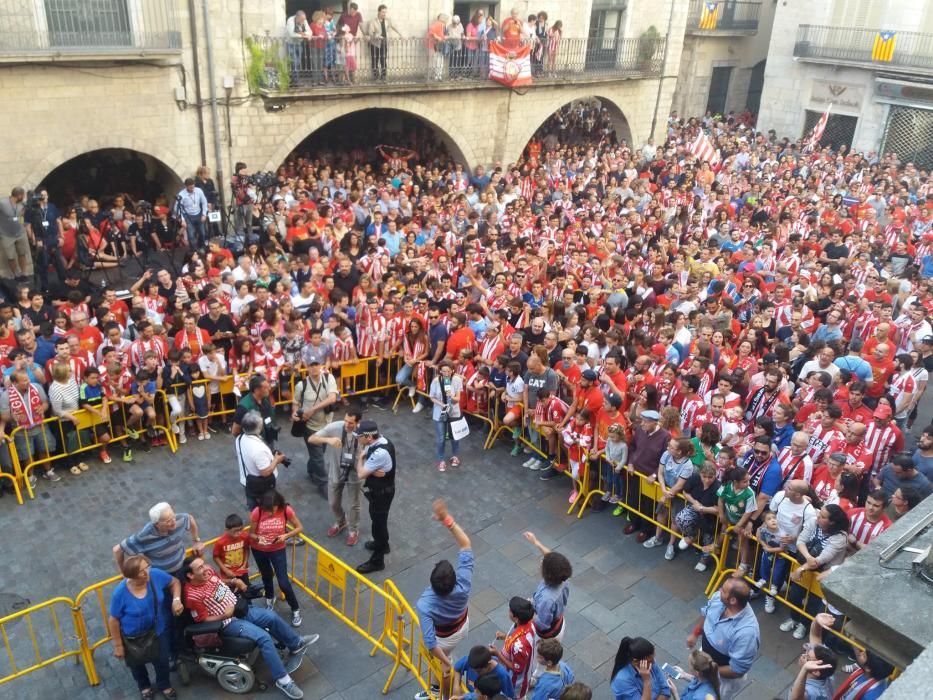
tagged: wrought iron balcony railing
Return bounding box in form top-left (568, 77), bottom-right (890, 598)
top-left (0, 0), bottom-right (181, 57)
top-left (794, 24), bottom-right (933, 73)
top-left (247, 34), bottom-right (666, 93)
top-left (686, 0), bottom-right (761, 35)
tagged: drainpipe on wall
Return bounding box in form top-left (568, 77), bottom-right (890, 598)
top-left (649, 0), bottom-right (677, 141)
top-left (201, 0), bottom-right (228, 225)
top-left (186, 0), bottom-right (207, 166)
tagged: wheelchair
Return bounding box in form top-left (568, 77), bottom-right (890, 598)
top-left (176, 584), bottom-right (298, 694)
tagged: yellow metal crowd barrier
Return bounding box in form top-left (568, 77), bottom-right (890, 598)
top-left (707, 527), bottom-right (865, 650)
top-left (6, 390), bottom-right (177, 501)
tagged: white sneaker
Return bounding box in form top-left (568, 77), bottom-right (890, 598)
top-left (197, 433), bottom-right (204, 441)
top-left (754, 578), bottom-right (767, 589)
top-left (523, 456), bottom-right (538, 468)
top-left (643, 536), bottom-right (662, 549)
top-left (291, 609), bottom-right (302, 627)
top-left (528, 461), bottom-right (546, 471)
top-left (172, 424), bottom-right (180, 434)
top-left (664, 544), bottom-right (675, 561)
top-left (694, 560), bottom-right (708, 572)
top-left (678, 538), bottom-right (690, 551)
top-left (204, 432), bottom-right (211, 440)
top-left (178, 431), bottom-right (187, 444)
top-left (275, 678), bottom-right (304, 699)
top-left (793, 623), bottom-right (807, 639)
top-left (266, 598), bottom-right (276, 610)
top-left (779, 618), bottom-right (796, 633)
top-left (407, 386), bottom-right (416, 398)
top-left (411, 403), bottom-right (424, 414)
top-left (764, 596), bottom-right (776, 614)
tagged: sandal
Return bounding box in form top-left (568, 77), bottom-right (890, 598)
top-left (161, 689), bottom-right (177, 700)
top-left (141, 690), bottom-right (154, 700)
top-left (78, 462), bottom-right (90, 471)
top-left (69, 465), bottom-right (82, 475)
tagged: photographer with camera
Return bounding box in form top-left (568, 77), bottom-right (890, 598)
top-left (291, 358), bottom-right (339, 498)
top-left (307, 407), bottom-right (364, 546)
top-left (232, 374), bottom-right (280, 447)
top-left (429, 360), bottom-right (464, 473)
top-left (0, 187), bottom-right (33, 284)
top-left (235, 410), bottom-right (287, 510)
top-left (25, 188), bottom-right (66, 290)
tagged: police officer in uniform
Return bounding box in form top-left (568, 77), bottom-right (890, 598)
top-left (354, 420), bottom-right (396, 574)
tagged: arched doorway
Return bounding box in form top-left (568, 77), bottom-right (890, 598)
top-left (278, 108), bottom-right (469, 172)
top-left (39, 148), bottom-right (184, 210)
top-left (516, 96), bottom-right (634, 163)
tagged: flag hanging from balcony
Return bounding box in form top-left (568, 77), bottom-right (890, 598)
top-left (699, 2), bottom-right (720, 30)
top-left (872, 31), bottom-right (896, 62)
top-left (803, 103), bottom-right (832, 153)
top-left (488, 41), bottom-right (532, 87)
top-left (689, 130), bottom-right (721, 165)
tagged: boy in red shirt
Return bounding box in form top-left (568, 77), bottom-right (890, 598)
top-left (213, 513), bottom-right (251, 588)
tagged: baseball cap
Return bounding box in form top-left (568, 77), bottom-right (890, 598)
top-left (581, 369), bottom-right (598, 381)
top-left (208, 267), bottom-right (221, 277)
top-left (354, 420), bottom-right (379, 436)
top-left (651, 343), bottom-right (666, 356)
top-left (922, 336), bottom-right (933, 345)
top-left (306, 358), bottom-right (322, 366)
top-left (641, 410), bottom-right (661, 421)
top-left (873, 404), bottom-right (892, 419)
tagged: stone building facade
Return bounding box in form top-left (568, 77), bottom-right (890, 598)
top-left (0, 0), bottom-right (688, 201)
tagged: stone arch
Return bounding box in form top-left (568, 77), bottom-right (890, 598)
top-left (24, 138), bottom-right (188, 194)
top-left (264, 94), bottom-right (479, 172)
top-left (504, 91), bottom-right (637, 165)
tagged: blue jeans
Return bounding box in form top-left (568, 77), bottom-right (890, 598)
top-left (395, 363), bottom-right (413, 387)
top-left (182, 213), bottom-right (206, 249)
top-left (252, 548), bottom-right (300, 611)
top-left (434, 418), bottom-right (460, 461)
top-left (127, 630), bottom-right (171, 691)
top-left (287, 42), bottom-right (305, 75)
top-left (222, 607), bottom-right (300, 682)
top-left (758, 550), bottom-right (791, 591)
top-left (600, 460), bottom-right (624, 497)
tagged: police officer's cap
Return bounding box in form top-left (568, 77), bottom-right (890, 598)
top-left (355, 420), bottom-right (379, 436)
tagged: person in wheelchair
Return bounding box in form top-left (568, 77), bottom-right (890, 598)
top-left (181, 556), bottom-right (317, 699)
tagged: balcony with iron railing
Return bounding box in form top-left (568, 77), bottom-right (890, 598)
top-left (0, 0), bottom-right (181, 61)
top-left (686, 0), bottom-right (761, 36)
top-left (794, 24), bottom-right (933, 75)
top-left (246, 34), bottom-right (666, 96)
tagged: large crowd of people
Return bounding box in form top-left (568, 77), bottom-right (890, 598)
top-left (1, 97), bottom-right (931, 699)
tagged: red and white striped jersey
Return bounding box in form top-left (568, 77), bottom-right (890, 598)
top-left (863, 421), bottom-right (903, 476)
top-left (847, 508), bottom-right (892, 546)
top-left (253, 341), bottom-right (284, 381)
top-left (889, 372), bottom-right (916, 413)
top-left (130, 338), bottom-right (165, 369)
top-left (356, 315), bottom-right (386, 358)
top-left (331, 336), bottom-right (357, 363)
top-left (805, 421), bottom-right (845, 463)
top-left (680, 395), bottom-right (705, 435)
top-left (777, 446), bottom-right (814, 484)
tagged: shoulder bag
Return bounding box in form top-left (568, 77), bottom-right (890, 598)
top-left (122, 580), bottom-right (161, 666)
top-left (238, 435), bottom-right (276, 498)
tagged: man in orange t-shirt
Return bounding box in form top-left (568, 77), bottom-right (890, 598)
top-left (68, 310), bottom-right (103, 356)
top-left (444, 312), bottom-right (475, 361)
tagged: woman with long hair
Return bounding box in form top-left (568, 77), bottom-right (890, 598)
top-left (250, 489), bottom-right (305, 627)
top-left (610, 636), bottom-right (668, 700)
top-left (396, 318), bottom-right (429, 395)
top-left (665, 649), bottom-right (720, 700)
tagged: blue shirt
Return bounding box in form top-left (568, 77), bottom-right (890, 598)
top-left (468, 317), bottom-right (489, 340)
top-left (175, 187), bottom-right (208, 217)
top-left (700, 590), bottom-right (760, 675)
top-left (532, 580), bottom-right (569, 632)
top-left (610, 662), bottom-right (668, 700)
top-left (452, 656), bottom-right (514, 697)
top-left (772, 423), bottom-right (794, 452)
top-left (416, 549), bottom-right (474, 649)
top-left (33, 337), bottom-right (56, 368)
top-left (530, 661), bottom-right (574, 699)
top-left (383, 230), bottom-right (402, 257)
top-left (119, 513), bottom-right (192, 574)
top-left (108, 567), bottom-right (174, 636)
top-left (834, 355), bottom-right (873, 382)
top-left (428, 321), bottom-right (449, 357)
top-left (680, 677), bottom-right (716, 700)
top-left (361, 436), bottom-right (394, 476)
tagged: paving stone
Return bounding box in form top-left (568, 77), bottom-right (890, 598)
top-left (570, 629), bottom-right (617, 669)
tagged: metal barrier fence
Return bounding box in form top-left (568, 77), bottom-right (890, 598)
top-left (707, 527), bottom-right (865, 650)
top-left (252, 34), bottom-right (665, 92)
top-left (6, 390), bottom-right (177, 501)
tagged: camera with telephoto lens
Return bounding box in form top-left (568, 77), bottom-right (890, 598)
top-left (275, 449), bottom-right (292, 468)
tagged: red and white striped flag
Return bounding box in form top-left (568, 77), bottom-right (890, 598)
top-left (488, 41), bottom-right (532, 87)
top-left (803, 104), bottom-right (832, 153)
top-left (689, 130), bottom-right (720, 165)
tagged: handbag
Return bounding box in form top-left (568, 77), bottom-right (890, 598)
top-left (450, 417), bottom-right (470, 441)
top-left (238, 436), bottom-right (275, 497)
top-left (122, 580), bottom-right (160, 666)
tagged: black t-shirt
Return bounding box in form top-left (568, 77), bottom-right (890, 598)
top-left (157, 283), bottom-right (176, 306)
top-left (524, 329), bottom-right (546, 348)
top-left (333, 269), bottom-right (360, 296)
top-left (198, 313), bottom-right (237, 352)
top-left (823, 243), bottom-right (849, 259)
top-left (684, 472), bottom-right (720, 509)
top-left (49, 278), bottom-right (93, 303)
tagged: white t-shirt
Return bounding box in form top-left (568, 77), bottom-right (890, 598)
top-left (769, 491), bottom-right (817, 540)
top-left (235, 434), bottom-right (277, 487)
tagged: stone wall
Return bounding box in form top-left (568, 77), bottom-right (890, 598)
top-left (0, 0), bottom-right (680, 198)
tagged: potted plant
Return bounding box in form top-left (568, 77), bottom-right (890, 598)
top-left (246, 37), bottom-right (290, 92)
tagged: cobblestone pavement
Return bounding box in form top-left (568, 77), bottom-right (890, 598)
top-left (1, 404), bottom-right (821, 700)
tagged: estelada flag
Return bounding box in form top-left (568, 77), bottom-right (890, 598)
top-left (699, 2), bottom-right (719, 30)
top-left (488, 41), bottom-right (532, 87)
top-left (872, 30), bottom-right (896, 62)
